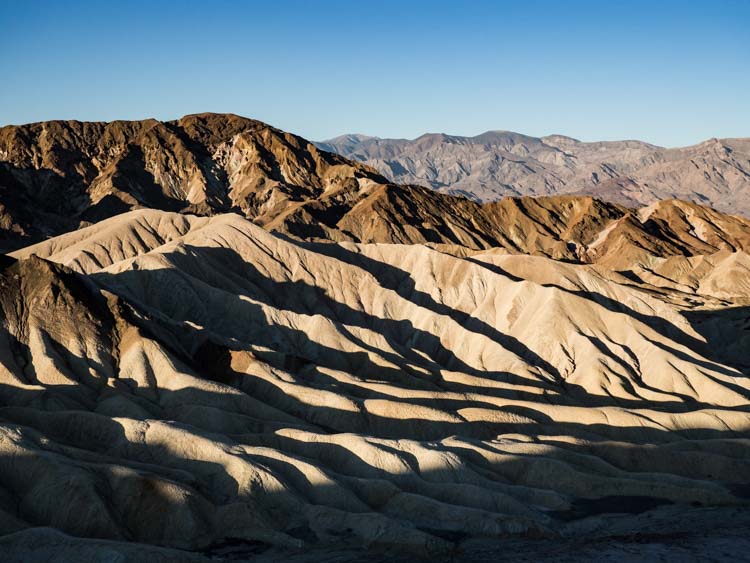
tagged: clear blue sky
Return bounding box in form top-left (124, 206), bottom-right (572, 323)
top-left (2, 0), bottom-right (748, 146)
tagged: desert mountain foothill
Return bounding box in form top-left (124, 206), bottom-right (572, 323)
top-left (0, 114), bottom-right (749, 561)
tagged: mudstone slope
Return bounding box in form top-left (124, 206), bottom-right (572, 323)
top-left (0, 115), bottom-right (748, 560)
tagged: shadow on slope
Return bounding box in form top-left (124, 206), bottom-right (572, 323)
top-left (1, 244), bottom-right (749, 556)
top-left (92, 245), bottom-right (565, 395)
top-left (466, 255), bottom-right (750, 380)
top-left (0, 313), bottom-right (749, 557)
top-left (89, 243), bottom-right (750, 415)
top-left (682, 306), bottom-right (750, 375)
top-left (0, 372), bottom-right (748, 557)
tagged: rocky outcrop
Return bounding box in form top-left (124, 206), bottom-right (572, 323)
top-left (0, 113), bottom-right (387, 250)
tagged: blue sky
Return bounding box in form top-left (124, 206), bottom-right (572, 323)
top-left (1, 0), bottom-right (748, 146)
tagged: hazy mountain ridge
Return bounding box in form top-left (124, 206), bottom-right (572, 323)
top-left (316, 131), bottom-right (750, 214)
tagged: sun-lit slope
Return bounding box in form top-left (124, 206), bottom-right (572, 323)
top-left (9, 209), bottom-right (212, 272)
top-left (0, 113), bottom-right (389, 251)
top-left (1, 209), bottom-right (748, 555)
top-left (15, 195), bottom-right (750, 283)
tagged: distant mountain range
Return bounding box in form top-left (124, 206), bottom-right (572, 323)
top-left (316, 132), bottom-right (750, 215)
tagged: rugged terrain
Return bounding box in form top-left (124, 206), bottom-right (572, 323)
top-left (317, 132), bottom-right (750, 215)
top-left (0, 113), bottom-right (389, 251)
top-left (4, 114), bottom-right (750, 260)
top-left (0, 115), bottom-right (749, 561)
top-left (0, 208), bottom-right (749, 560)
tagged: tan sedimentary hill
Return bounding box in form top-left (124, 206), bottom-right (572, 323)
top-left (11, 184), bottom-right (750, 282)
top-left (317, 131), bottom-right (750, 214)
top-left (1, 208), bottom-right (749, 559)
